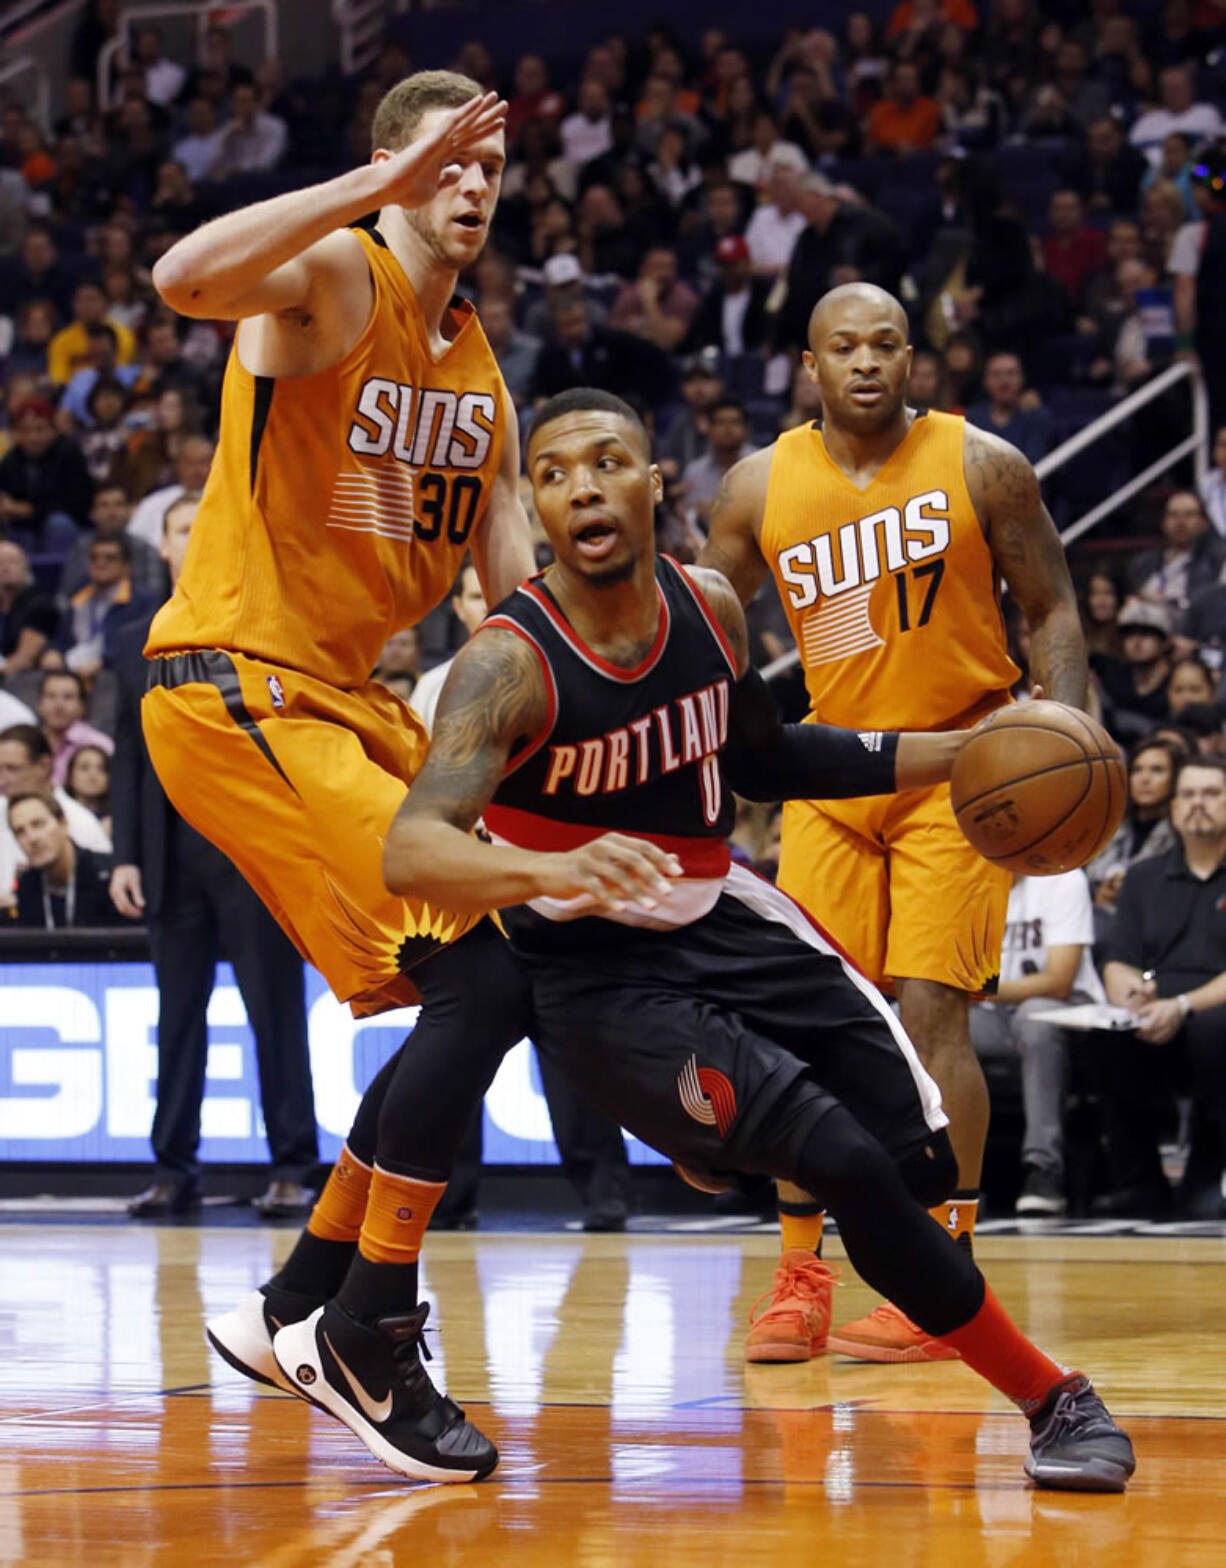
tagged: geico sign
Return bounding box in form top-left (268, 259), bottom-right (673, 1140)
top-left (0, 971), bottom-right (662, 1160)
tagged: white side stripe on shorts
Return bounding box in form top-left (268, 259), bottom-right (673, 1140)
top-left (722, 861), bottom-right (948, 1135)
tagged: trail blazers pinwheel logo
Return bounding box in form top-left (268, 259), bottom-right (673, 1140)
top-left (677, 1055), bottom-right (737, 1137)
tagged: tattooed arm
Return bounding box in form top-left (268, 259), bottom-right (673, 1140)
top-left (684, 565), bottom-right (751, 676)
top-left (697, 445), bottom-right (775, 608)
top-left (964, 423), bottom-right (1087, 708)
top-left (383, 626), bottom-right (681, 914)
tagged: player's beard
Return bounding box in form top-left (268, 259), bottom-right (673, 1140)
top-left (577, 554), bottom-right (639, 588)
top-left (404, 204), bottom-right (480, 272)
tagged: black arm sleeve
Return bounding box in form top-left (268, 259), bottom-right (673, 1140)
top-left (722, 665), bottom-right (899, 802)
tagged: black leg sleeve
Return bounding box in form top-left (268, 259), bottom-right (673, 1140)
top-left (792, 1106), bottom-right (984, 1337)
top-left (374, 922), bottom-right (534, 1181)
top-left (537, 1048), bottom-right (630, 1209)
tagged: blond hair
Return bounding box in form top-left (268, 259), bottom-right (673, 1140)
top-left (371, 69), bottom-right (483, 154)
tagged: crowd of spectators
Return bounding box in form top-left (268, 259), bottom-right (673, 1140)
top-left (2, 1), bottom-right (1226, 1218)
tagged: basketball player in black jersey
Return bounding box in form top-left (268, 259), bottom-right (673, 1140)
top-left (272, 388), bottom-right (1134, 1493)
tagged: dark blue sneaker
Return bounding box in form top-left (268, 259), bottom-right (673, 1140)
top-left (1025, 1373), bottom-right (1135, 1492)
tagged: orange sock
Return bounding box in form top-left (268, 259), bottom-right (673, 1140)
top-left (306, 1144), bottom-right (372, 1243)
top-left (938, 1283), bottom-right (1066, 1413)
top-left (357, 1165), bottom-right (447, 1265)
top-left (778, 1200), bottom-right (825, 1256)
top-left (931, 1191), bottom-right (978, 1252)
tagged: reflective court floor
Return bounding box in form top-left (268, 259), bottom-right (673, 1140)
top-left (2, 1225), bottom-right (1224, 1567)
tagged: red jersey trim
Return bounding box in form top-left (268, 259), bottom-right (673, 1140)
top-left (518, 577), bottom-right (672, 683)
top-left (665, 556), bottom-right (740, 677)
top-left (478, 616), bottom-right (558, 778)
top-left (483, 803), bottom-right (732, 878)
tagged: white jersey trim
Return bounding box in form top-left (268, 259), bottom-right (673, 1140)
top-left (722, 861), bottom-right (948, 1135)
top-left (489, 830), bottom-right (724, 928)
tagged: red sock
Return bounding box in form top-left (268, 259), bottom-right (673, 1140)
top-left (938, 1283), bottom-right (1067, 1414)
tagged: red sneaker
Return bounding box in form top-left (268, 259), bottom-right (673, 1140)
top-left (826, 1301), bottom-right (961, 1363)
top-left (744, 1250), bottom-right (840, 1363)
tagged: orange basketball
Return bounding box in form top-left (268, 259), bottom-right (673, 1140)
top-left (950, 701), bottom-right (1126, 876)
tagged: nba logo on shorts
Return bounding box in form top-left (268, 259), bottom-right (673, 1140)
top-left (677, 1055), bottom-right (737, 1137)
top-left (267, 674), bottom-right (286, 709)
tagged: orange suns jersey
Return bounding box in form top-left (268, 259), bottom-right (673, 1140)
top-left (760, 410), bottom-right (1019, 731)
top-left (146, 226), bottom-right (508, 688)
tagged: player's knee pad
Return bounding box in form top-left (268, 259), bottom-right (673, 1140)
top-left (896, 1128), bottom-right (958, 1208)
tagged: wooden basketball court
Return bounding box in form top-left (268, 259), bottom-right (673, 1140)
top-left (2, 1223), bottom-right (1223, 1565)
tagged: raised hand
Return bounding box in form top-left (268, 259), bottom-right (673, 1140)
top-left (372, 92), bottom-right (507, 209)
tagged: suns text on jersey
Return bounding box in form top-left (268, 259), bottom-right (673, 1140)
top-left (346, 379), bottom-right (496, 470)
top-left (776, 488), bottom-right (952, 609)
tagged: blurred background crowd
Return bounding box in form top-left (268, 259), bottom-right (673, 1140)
top-left (3, 0), bottom-right (1226, 1220)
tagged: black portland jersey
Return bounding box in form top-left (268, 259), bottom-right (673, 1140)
top-left (482, 556), bottom-right (739, 930)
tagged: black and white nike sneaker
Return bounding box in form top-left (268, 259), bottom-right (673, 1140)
top-left (1025, 1373), bottom-right (1136, 1492)
top-left (206, 1281), bottom-right (321, 1395)
top-left (272, 1300), bottom-right (498, 1482)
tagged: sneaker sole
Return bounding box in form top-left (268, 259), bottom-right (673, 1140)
top-left (745, 1336), bottom-right (828, 1363)
top-left (826, 1333), bottom-right (961, 1364)
top-left (1015, 1199), bottom-right (1069, 1217)
top-left (206, 1298), bottom-right (298, 1396)
top-left (273, 1311), bottom-right (495, 1485)
top-left (1024, 1451), bottom-right (1134, 1493)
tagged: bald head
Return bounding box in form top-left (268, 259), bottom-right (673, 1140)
top-left (802, 283), bottom-right (913, 437)
top-left (807, 283), bottom-right (909, 352)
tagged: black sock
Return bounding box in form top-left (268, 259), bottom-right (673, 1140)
top-left (271, 1231), bottom-right (357, 1300)
top-left (335, 1253), bottom-right (420, 1325)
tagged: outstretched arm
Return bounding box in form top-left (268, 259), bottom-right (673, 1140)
top-left (383, 627), bottom-right (680, 914)
top-left (698, 446), bottom-right (774, 608)
top-left (723, 664), bottom-right (967, 801)
top-left (690, 564), bottom-right (968, 801)
top-left (964, 424), bottom-right (1087, 708)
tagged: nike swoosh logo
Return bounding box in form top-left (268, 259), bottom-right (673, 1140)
top-left (323, 1331), bottom-right (393, 1424)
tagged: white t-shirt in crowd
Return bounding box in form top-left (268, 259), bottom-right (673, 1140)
top-left (744, 204), bottom-right (807, 274)
top-left (128, 483), bottom-right (184, 548)
top-left (1168, 219), bottom-right (1205, 277)
top-left (409, 657), bottom-right (453, 736)
top-left (0, 690), bottom-right (35, 729)
top-left (998, 870), bottom-right (1105, 1002)
top-left (1129, 104), bottom-right (1223, 165)
top-left (559, 111), bottom-right (612, 167)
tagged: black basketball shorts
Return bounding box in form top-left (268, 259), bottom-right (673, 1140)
top-left (511, 862), bottom-right (948, 1180)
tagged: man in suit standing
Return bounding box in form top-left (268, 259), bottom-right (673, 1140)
top-left (110, 492), bottom-right (319, 1218)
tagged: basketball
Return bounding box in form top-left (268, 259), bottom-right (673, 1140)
top-left (950, 701), bottom-right (1127, 875)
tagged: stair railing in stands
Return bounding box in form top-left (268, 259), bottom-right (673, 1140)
top-left (0, 55), bottom-right (50, 129)
top-left (760, 361), bottom-right (1209, 685)
top-left (332, 0), bottom-right (394, 76)
top-left (0, 0), bottom-right (80, 46)
top-left (98, 1), bottom-right (278, 112)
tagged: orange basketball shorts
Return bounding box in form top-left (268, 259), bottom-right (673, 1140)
top-left (142, 648), bottom-right (481, 1016)
top-left (777, 782), bottom-right (1011, 995)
